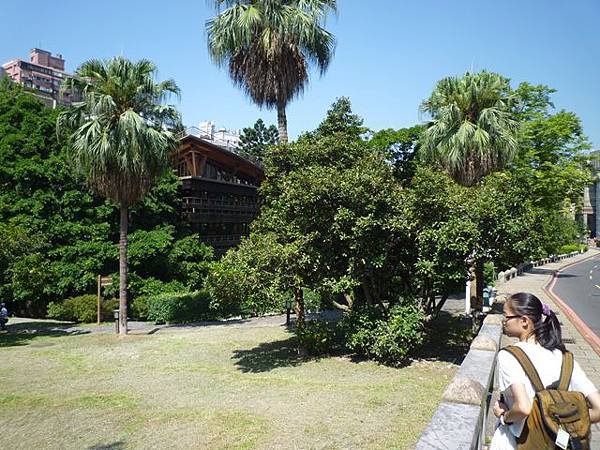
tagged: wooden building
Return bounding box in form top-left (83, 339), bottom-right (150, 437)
top-left (173, 128), bottom-right (265, 253)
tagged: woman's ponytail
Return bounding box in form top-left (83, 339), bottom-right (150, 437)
top-left (508, 292), bottom-right (567, 353)
top-left (535, 309), bottom-right (567, 353)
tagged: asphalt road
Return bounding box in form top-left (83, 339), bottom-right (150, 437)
top-left (552, 253), bottom-right (600, 338)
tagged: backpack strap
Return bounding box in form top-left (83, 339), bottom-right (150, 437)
top-left (558, 351), bottom-right (574, 391)
top-left (501, 346), bottom-right (545, 392)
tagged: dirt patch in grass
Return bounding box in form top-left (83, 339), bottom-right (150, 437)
top-left (0, 318), bottom-right (463, 449)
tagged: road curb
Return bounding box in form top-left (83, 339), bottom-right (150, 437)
top-left (543, 251), bottom-right (600, 356)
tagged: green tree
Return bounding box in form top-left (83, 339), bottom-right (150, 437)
top-left (57, 57), bottom-right (182, 334)
top-left (511, 82), bottom-right (592, 211)
top-left (239, 118), bottom-right (279, 162)
top-left (420, 71), bottom-right (519, 307)
top-left (206, 0), bottom-right (337, 142)
top-left (368, 125), bottom-right (424, 182)
top-left (420, 71), bottom-right (519, 187)
top-left (313, 97), bottom-right (366, 140)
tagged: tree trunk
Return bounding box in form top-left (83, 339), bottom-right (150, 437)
top-left (471, 260), bottom-right (485, 312)
top-left (277, 100), bottom-right (288, 144)
top-left (119, 205), bottom-right (128, 335)
top-left (294, 287), bottom-right (305, 331)
top-left (294, 287), bottom-right (307, 356)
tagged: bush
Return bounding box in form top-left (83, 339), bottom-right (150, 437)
top-left (558, 243), bottom-right (584, 254)
top-left (131, 296), bottom-right (150, 320)
top-left (146, 290), bottom-right (211, 324)
top-left (205, 256), bottom-right (285, 319)
top-left (297, 320), bottom-right (342, 355)
top-left (129, 278), bottom-right (189, 320)
top-left (340, 305), bottom-right (424, 365)
top-left (484, 262), bottom-right (496, 286)
top-left (47, 295), bottom-right (118, 323)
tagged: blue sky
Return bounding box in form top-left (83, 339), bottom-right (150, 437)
top-left (1, 0), bottom-right (599, 147)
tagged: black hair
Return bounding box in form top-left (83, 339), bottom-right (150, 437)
top-left (507, 292), bottom-right (567, 353)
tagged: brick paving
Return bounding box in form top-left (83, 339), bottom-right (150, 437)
top-left (494, 249), bottom-right (600, 448)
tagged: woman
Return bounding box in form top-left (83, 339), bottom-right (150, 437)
top-left (490, 292), bottom-right (600, 449)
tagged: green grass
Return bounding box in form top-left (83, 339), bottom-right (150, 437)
top-left (0, 318), bottom-right (462, 449)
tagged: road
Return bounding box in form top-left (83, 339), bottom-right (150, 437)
top-left (552, 253), bottom-right (600, 338)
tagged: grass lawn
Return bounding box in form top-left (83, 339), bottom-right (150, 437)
top-left (0, 316), bottom-right (467, 449)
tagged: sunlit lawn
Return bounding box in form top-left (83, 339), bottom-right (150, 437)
top-left (0, 316), bottom-right (467, 449)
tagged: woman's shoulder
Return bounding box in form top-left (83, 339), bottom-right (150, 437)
top-left (500, 342), bottom-right (559, 362)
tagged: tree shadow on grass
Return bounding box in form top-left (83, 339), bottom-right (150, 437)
top-left (0, 320), bottom-right (90, 348)
top-left (231, 334), bottom-right (314, 373)
top-left (88, 441), bottom-right (127, 450)
top-left (415, 311), bottom-right (475, 365)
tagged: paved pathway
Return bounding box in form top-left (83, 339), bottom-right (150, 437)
top-left (4, 310), bottom-right (343, 336)
top-left (492, 249), bottom-right (600, 448)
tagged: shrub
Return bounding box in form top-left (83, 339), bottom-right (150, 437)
top-left (484, 262), bottom-right (496, 286)
top-left (131, 296), bottom-right (150, 320)
top-left (303, 288), bottom-right (322, 313)
top-left (205, 257), bottom-right (285, 319)
top-left (340, 305), bottom-right (424, 365)
top-left (146, 290), bottom-right (211, 324)
top-left (558, 243), bottom-right (584, 254)
top-left (297, 320), bottom-right (342, 355)
top-left (47, 295), bottom-right (118, 323)
top-left (129, 278), bottom-right (189, 320)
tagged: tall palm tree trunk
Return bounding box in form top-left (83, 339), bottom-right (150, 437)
top-left (119, 205), bottom-right (128, 335)
top-left (277, 100), bottom-right (288, 143)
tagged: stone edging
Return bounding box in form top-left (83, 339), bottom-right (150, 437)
top-left (496, 251), bottom-right (583, 284)
top-left (415, 314), bottom-right (502, 450)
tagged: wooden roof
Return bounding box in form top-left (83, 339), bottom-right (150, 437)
top-left (174, 134), bottom-right (265, 183)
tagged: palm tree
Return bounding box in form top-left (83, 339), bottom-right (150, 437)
top-left (57, 57), bottom-right (181, 335)
top-left (420, 71), bottom-right (519, 308)
top-left (420, 71), bottom-right (518, 187)
top-left (206, 0), bottom-right (337, 143)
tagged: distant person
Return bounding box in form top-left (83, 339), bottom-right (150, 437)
top-left (0, 303), bottom-right (8, 331)
top-left (490, 292), bottom-right (600, 450)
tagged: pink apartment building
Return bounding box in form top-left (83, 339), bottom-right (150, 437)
top-left (2, 48), bottom-right (75, 107)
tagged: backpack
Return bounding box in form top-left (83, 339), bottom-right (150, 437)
top-left (501, 346), bottom-right (591, 450)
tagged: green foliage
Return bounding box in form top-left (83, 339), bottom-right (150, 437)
top-left (512, 83), bottom-right (592, 211)
top-left (557, 243), bottom-right (582, 254)
top-left (420, 71), bottom-right (519, 187)
top-left (367, 125), bottom-right (424, 182)
top-left (483, 262), bottom-right (496, 287)
top-left (47, 295), bottom-right (118, 323)
top-left (296, 320), bottom-right (342, 355)
top-left (57, 57), bottom-right (181, 208)
top-left (130, 296), bottom-right (151, 320)
top-left (258, 128), bottom-right (410, 310)
top-left (168, 235), bottom-right (214, 290)
top-left (128, 278), bottom-right (190, 320)
top-left (312, 97), bottom-right (367, 140)
top-left (205, 233), bottom-right (291, 318)
top-left (206, 0), bottom-right (337, 140)
top-left (238, 118), bottom-right (278, 162)
top-left (340, 305), bottom-right (425, 365)
top-left (0, 81), bottom-right (213, 317)
top-left (146, 290), bottom-right (211, 324)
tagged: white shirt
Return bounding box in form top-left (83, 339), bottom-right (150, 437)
top-left (497, 341), bottom-right (597, 438)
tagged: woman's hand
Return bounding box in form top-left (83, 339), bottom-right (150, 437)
top-left (493, 400), bottom-right (509, 418)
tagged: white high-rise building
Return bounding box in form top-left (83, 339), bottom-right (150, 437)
top-left (197, 121), bottom-right (240, 150)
